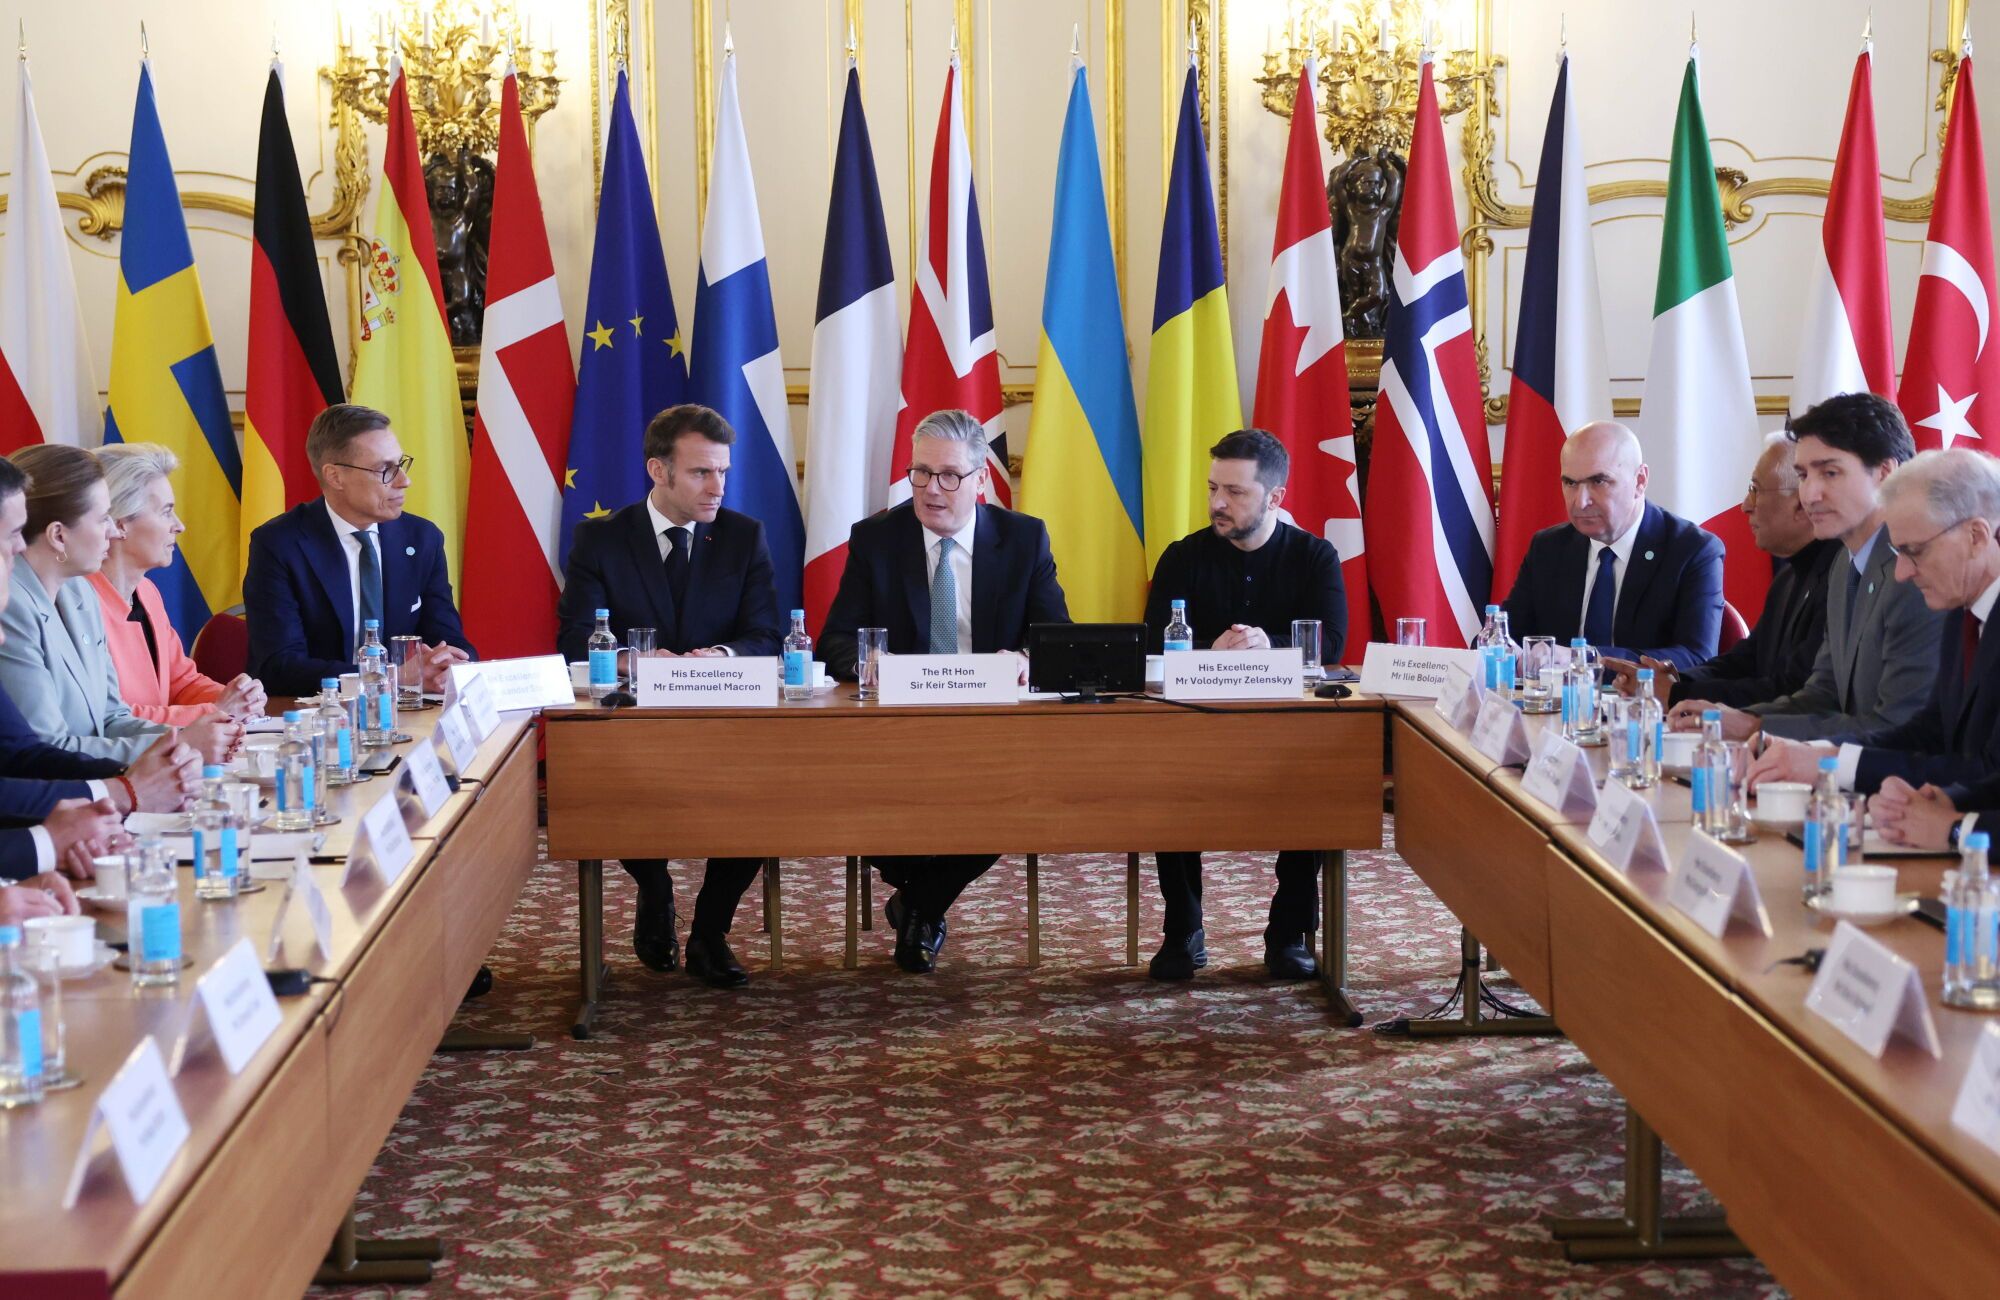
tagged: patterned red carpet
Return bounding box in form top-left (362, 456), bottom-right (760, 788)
top-left (314, 823), bottom-right (1783, 1299)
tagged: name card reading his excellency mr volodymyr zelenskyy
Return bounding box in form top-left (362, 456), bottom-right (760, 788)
top-left (634, 656), bottom-right (779, 707)
top-left (1162, 649), bottom-right (1304, 701)
top-left (878, 654), bottom-right (1019, 705)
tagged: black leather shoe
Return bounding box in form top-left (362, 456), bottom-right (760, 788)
top-left (1148, 929), bottom-right (1208, 982)
top-left (893, 905), bottom-right (940, 974)
top-left (634, 888), bottom-right (680, 972)
top-left (885, 890), bottom-right (946, 956)
top-left (685, 933), bottom-right (750, 989)
top-left (1264, 935), bottom-right (1319, 981)
top-left (461, 965), bottom-right (494, 1002)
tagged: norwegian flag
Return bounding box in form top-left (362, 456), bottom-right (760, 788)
top-left (888, 56), bottom-right (1009, 505)
top-left (1361, 57), bottom-right (1494, 648)
top-left (1253, 63), bottom-right (1366, 644)
top-left (1901, 43), bottom-right (2000, 450)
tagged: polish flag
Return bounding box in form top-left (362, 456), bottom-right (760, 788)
top-left (1793, 40), bottom-right (1895, 413)
top-left (461, 70), bottom-right (574, 658)
top-left (888, 56), bottom-right (1009, 505)
top-left (1253, 63), bottom-right (1367, 643)
top-left (1900, 41), bottom-right (2000, 449)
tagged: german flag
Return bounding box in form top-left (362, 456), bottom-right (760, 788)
top-left (241, 64), bottom-right (341, 573)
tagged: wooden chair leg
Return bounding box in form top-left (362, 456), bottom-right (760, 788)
top-left (765, 858), bottom-right (783, 968)
top-left (860, 859), bottom-right (873, 930)
top-left (1026, 854), bottom-right (1041, 968)
top-left (1126, 853), bottom-right (1141, 967)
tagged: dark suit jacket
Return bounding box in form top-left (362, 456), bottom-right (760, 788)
top-left (820, 503), bottom-right (1070, 680)
top-left (1501, 501), bottom-right (1724, 671)
top-left (1, 830), bottom-right (41, 881)
top-left (1670, 537), bottom-right (1840, 707)
top-left (1142, 523), bottom-right (1348, 661)
top-left (557, 503), bottom-right (783, 660)
top-left (1843, 607), bottom-right (2000, 794)
top-left (244, 500), bottom-right (474, 697)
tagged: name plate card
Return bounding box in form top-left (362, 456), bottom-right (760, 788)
top-left (458, 670), bottom-right (500, 738)
top-left (634, 656), bottom-right (779, 707)
top-left (1469, 694), bottom-right (1532, 766)
top-left (448, 655), bottom-right (571, 715)
top-left (1950, 1023), bottom-right (2000, 1155)
top-left (63, 1036), bottom-right (189, 1209)
top-left (1522, 729), bottom-right (1598, 816)
top-left (343, 789), bottom-right (417, 887)
top-left (1162, 649), bottom-right (1304, 701)
top-left (1585, 778), bottom-right (1671, 874)
top-left (1666, 830), bottom-right (1772, 939)
top-left (171, 937), bottom-right (282, 1078)
top-left (1806, 920), bottom-right (1942, 1060)
top-left (403, 741), bottom-right (452, 820)
top-left (879, 654), bottom-right (1019, 705)
top-left (269, 854), bottom-right (334, 963)
top-left (1434, 663), bottom-right (1484, 732)
top-left (436, 703), bottom-right (479, 774)
top-left (1358, 643), bottom-right (1480, 699)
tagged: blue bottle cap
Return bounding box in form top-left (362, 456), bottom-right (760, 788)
top-left (0, 925), bottom-right (19, 944)
top-left (283, 710), bottom-right (302, 723)
top-left (1969, 832), bottom-right (1991, 852)
top-left (1485, 604), bottom-right (1500, 614)
top-left (321, 678), bottom-right (340, 689)
top-left (1636, 668), bottom-right (1653, 682)
top-left (1818, 756), bottom-right (1839, 771)
top-left (1171, 599), bottom-right (1185, 608)
top-left (364, 619), bottom-right (380, 629)
top-left (201, 764), bottom-right (224, 779)
top-left (594, 608), bottom-right (610, 619)
top-left (792, 609), bottom-right (806, 619)
top-left (1571, 637), bottom-right (1588, 648)
top-left (1703, 709), bottom-right (1721, 722)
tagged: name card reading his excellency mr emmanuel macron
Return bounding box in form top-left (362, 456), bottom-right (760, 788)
top-left (635, 656), bottom-right (779, 706)
top-left (1162, 649), bottom-right (1304, 700)
top-left (879, 654), bottom-right (1019, 705)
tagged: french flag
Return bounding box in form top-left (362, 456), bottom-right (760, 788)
top-left (1793, 38), bottom-right (1895, 413)
top-left (804, 59), bottom-right (899, 634)
top-left (1362, 58), bottom-right (1494, 648)
top-left (1493, 51), bottom-right (1609, 602)
top-left (695, 42), bottom-right (803, 612)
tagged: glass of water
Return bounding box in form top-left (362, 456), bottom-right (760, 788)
top-left (391, 636), bottom-right (425, 711)
top-left (856, 628), bottom-right (889, 700)
top-left (1519, 636), bottom-right (1559, 713)
top-left (26, 944), bottom-right (73, 1090)
top-left (1396, 617), bottom-right (1427, 646)
top-left (1292, 620), bottom-right (1323, 684)
top-left (622, 626), bottom-right (657, 686)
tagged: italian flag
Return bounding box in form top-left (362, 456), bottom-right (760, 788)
top-left (1640, 53), bottom-right (1766, 616)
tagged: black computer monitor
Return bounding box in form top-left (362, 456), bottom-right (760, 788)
top-left (1026, 623), bottom-right (1146, 700)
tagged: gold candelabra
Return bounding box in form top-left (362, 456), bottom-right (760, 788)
top-left (1255, 0), bottom-right (1499, 160)
top-left (326, 0), bottom-right (560, 157)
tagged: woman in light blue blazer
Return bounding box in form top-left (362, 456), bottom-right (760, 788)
top-left (0, 445), bottom-right (234, 766)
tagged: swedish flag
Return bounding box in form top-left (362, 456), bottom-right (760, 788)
top-left (106, 62), bottom-right (239, 637)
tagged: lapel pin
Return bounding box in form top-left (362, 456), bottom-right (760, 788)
top-left (1644, 550), bottom-right (1655, 561)
top-left (405, 546), bottom-right (416, 556)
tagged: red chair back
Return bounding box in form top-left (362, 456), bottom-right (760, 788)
top-left (1717, 600), bottom-right (1750, 654)
top-left (191, 613), bottom-right (250, 683)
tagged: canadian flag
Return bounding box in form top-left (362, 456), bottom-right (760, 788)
top-left (461, 70), bottom-right (574, 658)
top-left (888, 56), bottom-right (1009, 505)
top-left (1901, 43), bottom-right (2000, 450)
top-left (1253, 63), bottom-right (1366, 644)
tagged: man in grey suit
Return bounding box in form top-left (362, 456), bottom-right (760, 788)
top-left (1668, 393), bottom-right (1941, 740)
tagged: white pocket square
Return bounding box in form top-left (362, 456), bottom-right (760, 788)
top-left (409, 597), bottom-right (423, 613)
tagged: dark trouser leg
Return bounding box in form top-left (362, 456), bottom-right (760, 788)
top-left (910, 854), bottom-right (999, 918)
top-left (875, 857), bottom-right (914, 893)
top-left (621, 858), bottom-right (672, 897)
top-left (1154, 852), bottom-right (1205, 936)
top-left (689, 858), bottom-right (763, 937)
top-left (1268, 850), bottom-right (1321, 940)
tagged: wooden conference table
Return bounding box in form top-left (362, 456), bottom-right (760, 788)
top-left (0, 706), bottom-right (539, 1299)
top-left (545, 686), bottom-right (1388, 1036)
top-left (1394, 701), bottom-right (2000, 1295)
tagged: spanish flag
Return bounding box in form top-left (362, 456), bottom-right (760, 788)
top-left (1143, 58), bottom-right (1240, 569)
top-left (241, 63), bottom-right (341, 574)
top-left (349, 58), bottom-right (468, 578)
top-left (1021, 58), bottom-right (1144, 621)
top-left (105, 61), bottom-right (238, 637)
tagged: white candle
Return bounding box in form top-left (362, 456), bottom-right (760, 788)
top-left (482, 14), bottom-right (493, 45)
top-left (1378, 17), bottom-right (1392, 51)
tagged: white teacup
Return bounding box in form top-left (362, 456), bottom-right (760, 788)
top-left (1830, 864), bottom-right (1898, 915)
top-left (1754, 781), bottom-right (1812, 822)
top-left (568, 661), bottom-right (592, 690)
top-left (90, 854), bottom-right (128, 901)
top-left (24, 913), bottom-right (95, 967)
top-left (1659, 731), bottom-right (1699, 767)
top-left (238, 734), bottom-right (282, 779)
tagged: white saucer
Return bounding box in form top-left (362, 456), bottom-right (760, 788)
top-left (33, 941), bottom-right (119, 979)
top-left (1806, 892), bottom-right (1920, 927)
top-left (72, 886), bottom-right (127, 908)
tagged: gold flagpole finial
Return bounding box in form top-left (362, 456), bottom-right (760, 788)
top-left (846, 20), bottom-right (857, 60)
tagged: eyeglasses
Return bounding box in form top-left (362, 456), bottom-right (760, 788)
top-left (909, 466), bottom-right (971, 492)
top-left (331, 455), bottom-right (415, 486)
top-left (1886, 517), bottom-right (1971, 564)
top-left (1743, 481), bottom-right (1797, 502)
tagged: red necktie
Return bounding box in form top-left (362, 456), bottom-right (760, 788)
top-left (1966, 612), bottom-right (1982, 683)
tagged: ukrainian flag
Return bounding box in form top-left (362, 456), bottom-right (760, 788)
top-left (106, 62), bottom-right (239, 637)
top-left (1143, 60), bottom-right (1240, 570)
top-left (1021, 60), bottom-right (1144, 622)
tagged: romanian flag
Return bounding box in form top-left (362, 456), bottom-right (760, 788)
top-left (105, 61), bottom-right (238, 637)
top-left (1020, 58), bottom-right (1143, 621)
top-left (241, 63), bottom-right (341, 574)
top-left (349, 58), bottom-right (468, 578)
top-left (1143, 59), bottom-right (1240, 568)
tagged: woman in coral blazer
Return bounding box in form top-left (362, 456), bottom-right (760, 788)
top-left (91, 444), bottom-right (267, 726)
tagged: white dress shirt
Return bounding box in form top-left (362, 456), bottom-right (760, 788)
top-left (1836, 567), bottom-right (2000, 790)
top-left (922, 516), bottom-right (977, 655)
top-left (643, 496), bottom-right (733, 654)
top-left (325, 500), bottom-right (381, 654)
top-left (1577, 513), bottom-right (1644, 634)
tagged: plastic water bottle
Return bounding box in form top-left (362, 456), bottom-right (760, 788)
top-left (1164, 600), bottom-right (1193, 653)
top-left (1946, 832), bottom-right (2000, 1009)
top-left (126, 839), bottom-right (181, 989)
top-left (356, 616), bottom-right (383, 666)
top-left (587, 609), bottom-right (618, 701)
top-left (1692, 709), bottom-right (1729, 835)
top-left (1473, 605), bottom-right (1504, 692)
top-left (0, 926), bottom-right (42, 1109)
top-left (271, 711), bottom-right (317, 832)
top-left (359, 646), bottom-right (395, 747)
top-left (319, 678), bottom-right (355, 787)
top-left (1803, 756), bottom-right (1846, 902)
top-left (783, 610), bottom-right (813, 702)
top-left (191, 764), bottom-right (239, 901)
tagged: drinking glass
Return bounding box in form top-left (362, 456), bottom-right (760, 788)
top-left (856, 628), bottom-right (889, 701)
top-left (1292, 620), bottom-right (1324, 684)
top-left (1718, 740), bottom-right (1755, 843)
top-left (1519, 636), bottom-right (1560, 713)
top-left (1395, 617), bottom-right (1427, 646)
top-left (391, 636), bottom-right (425, 710)
top-left (26, 945), bottom-right (74, 1090)
top-left (622, 626), bottom-right (657, 686)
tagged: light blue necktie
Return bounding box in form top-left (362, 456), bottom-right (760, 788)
top-left (929, 537), bottom-right (958, 654)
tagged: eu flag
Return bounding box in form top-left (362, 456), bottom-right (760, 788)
top-left (559, 69), bottom-right (686, 565)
